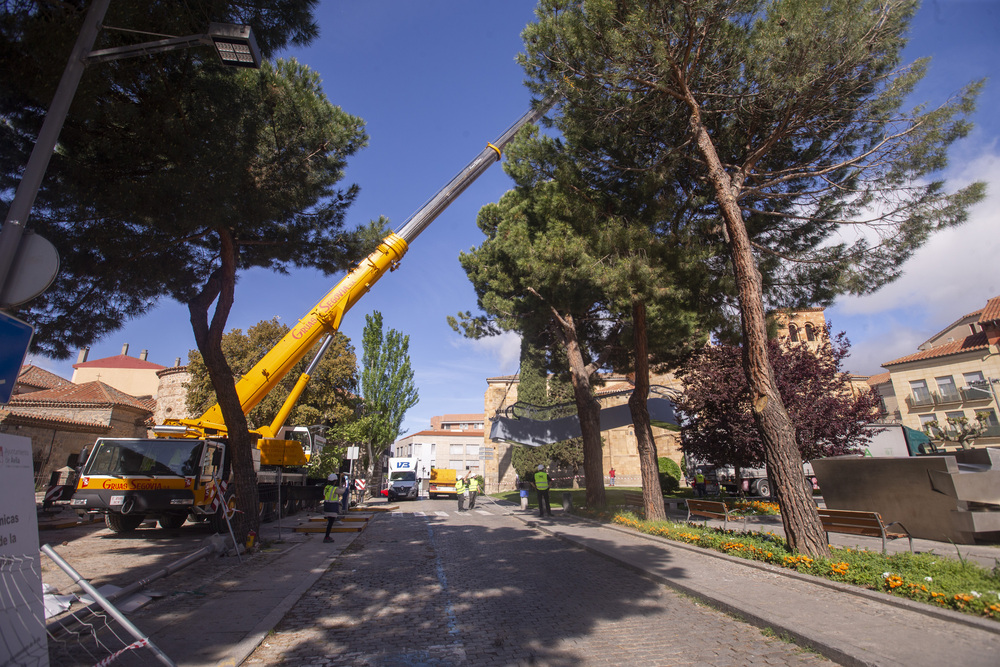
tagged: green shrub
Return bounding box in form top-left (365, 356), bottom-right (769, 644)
top-left (658, 457), bottom-right (682, 493)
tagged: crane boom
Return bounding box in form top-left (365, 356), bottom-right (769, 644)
top-left (173, 99), bottom-right (552, 436)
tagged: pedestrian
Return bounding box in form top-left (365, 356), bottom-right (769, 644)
top-left (609, 467), bottom-right (616, 486)
top-left (468, 472), bottom-right (480, 509)
top-left (338, 474), bottom-right (350, 515)
top-left (455, 473), bottom-right (467, 511)
top-left (695, 470), bottom-right (706, 498)
top-left (322, 474), bottom-right (340, 543)
top-left (534, 464), bottom-right (552, 517)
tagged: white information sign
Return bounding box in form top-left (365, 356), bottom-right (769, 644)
top-left (346, 446), bottom-right (360, 460)
top-left (0, 433), bottom-right (48, 665)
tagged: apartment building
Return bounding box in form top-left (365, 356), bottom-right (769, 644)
top-left (390, 414), bottom-right (485, 478)
top-left (876, 295), bottom-right (1000, 449)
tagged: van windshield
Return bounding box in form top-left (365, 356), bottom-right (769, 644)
top-left (84, 439), bottom-right (204, 477)
top-left (389, 471), bottom-right (416, 482)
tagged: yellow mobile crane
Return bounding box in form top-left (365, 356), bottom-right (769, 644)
top-left (71, 100), bottom-right (551, 532)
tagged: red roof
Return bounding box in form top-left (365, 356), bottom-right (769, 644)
top-left (0, 409), bottom-right (111, 431)
top-left (883, 331), bottom-right (990, 367)
top-left (17, 365), bottom-right (72, 390)
top-left (73, 354), bottom-right (165, 371)
top-left (9, 381), bottom-right (153, 412)
top-left (866, 372), bottom-right (891, 386)
top-left (979, 296), bottom-right (1000, 324)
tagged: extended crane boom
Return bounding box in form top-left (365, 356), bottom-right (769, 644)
top-left (170, 99), bottom-right (552, 437)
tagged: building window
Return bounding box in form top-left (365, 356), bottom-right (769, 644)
top-left (963, 371), bottom-right (987, 388)
top-left (909, 379), bottom-right (932, 406)
top-left (804, 323), bottom-right (816, 341)
top-left (450, 444), bottom-right (464, 456)
top-left (918, 414), bottom-right (937, 429)
top-left (788, 324), bottom-right (799, 342)
top-left (935, 376), bottom-right (960, 403)
top-left (466, 445), bottom-right (479, 456)
top-left (450, 460), bottom-right (464, 471)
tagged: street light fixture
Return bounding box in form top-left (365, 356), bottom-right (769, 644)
top-left (0, 0), bottom-right (262, 308)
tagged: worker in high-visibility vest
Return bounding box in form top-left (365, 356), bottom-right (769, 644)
top-left (322, 474), bottom-right (340, 543)
top-left (456, 474), bottom-right (467, 512)
top-left (694, 471), bottom-right (706, 498)
top-left (468, 474), bottom-right (480, 509)
top-left (534, 464), bottom-right (553, 517)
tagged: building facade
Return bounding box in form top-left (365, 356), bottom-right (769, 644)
top-left (876, 295), bottom-right (1000, 450)
top-left (390, 414), bottom-right (485, 479)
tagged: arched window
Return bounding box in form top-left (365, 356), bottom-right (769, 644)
top-left (805, 323), bottom-right (816, 341)
top-left (787, 324), bottom-right (799, 342)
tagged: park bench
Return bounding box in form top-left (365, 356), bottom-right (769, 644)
top-left (624, 491), bottom-right (690, 514)
top-left (816, 508), bottom-right (913, 554)
top-left (685, 499), bottom-right (745, 530)
top-left (623, 491), bottom-right (644, 509)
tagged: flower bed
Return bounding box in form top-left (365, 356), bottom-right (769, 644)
top-left (580, 507), bottom-right (1000, 620)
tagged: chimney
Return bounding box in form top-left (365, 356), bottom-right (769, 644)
top-left (175, 357), bottom-right (181, 367)
top-left (140, 349), bottom-right (148, 361)
top-left (76, 347), bottom-right (90, 364)
top-left (121, 343), bottom-right (129, 356)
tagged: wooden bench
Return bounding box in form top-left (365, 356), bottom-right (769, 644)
top-left (686, 499), bottom-right (744, 530)
top-left (817, 508), bottom-right (913, 554)
top-left (623, 491), bottom-right (644, 509)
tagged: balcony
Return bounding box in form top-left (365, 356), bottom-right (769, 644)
top-left (905, 391), bottom-right (935, 410)
top-left (934, 388), bottom-right (963, 406)
top-left (980, 424), bottom-right (1000, 438)
top-left (960, 382), bottom-right (993, 403)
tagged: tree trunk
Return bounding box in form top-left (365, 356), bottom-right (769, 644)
top-left (687, 115), bottom-right (830, 557)
top-left (628, 301), bottom-right (666, 521)
top-left (555, 313), bottom-right (606, 508)
top-left (187, 229), bottom-right (260, 543)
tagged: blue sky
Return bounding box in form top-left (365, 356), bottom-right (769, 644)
top-left (33, 1), bottom-right (1000, 437)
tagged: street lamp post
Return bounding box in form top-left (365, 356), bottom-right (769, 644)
top-left (0, 1), bottom-right (261, 307)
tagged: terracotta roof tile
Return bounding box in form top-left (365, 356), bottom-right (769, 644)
top-left (979, 296), bottom-right (1000, 323)
top-left (883, 331), bottom-right (990, 367)
top-left (73, 354), bottom-right (165, 371)
top-left (9, 381), bottom-right (153, 412)
top-left (866, 372), bottom-right (891, 386)
top-left (0, 409), bottom-right (110, 431)
top-left (17, 365), bottom-right (73, 390)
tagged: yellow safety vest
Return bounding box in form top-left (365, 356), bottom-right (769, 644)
top-left (469, 478), bottom-right (480, 493)
top-left (456, 478), bottom-right (466, 493)
top-left (534, 471), bottom-right (549, 491)
top-left (695, 473), bottom-right (705, 484)
top-left (324, 484), bottom-right (338, 501)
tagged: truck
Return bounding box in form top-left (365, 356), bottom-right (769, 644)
top-left (385, 457), bottom-right (422, 501)
top-left (428, 468), bottom-right (458, 499)
top-left (70, 100), bottom-right (552, 532)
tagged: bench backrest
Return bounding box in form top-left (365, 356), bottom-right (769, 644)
top-left (817, 508), bottom-right (885, 538)
top-left (623, 491), bottom-right (643, 506)
top-left (687, 499), bottom-right (728, 518)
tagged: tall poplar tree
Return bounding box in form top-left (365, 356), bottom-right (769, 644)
top-left (521, 0), bottom-right (984, 555)
top-left (354, 311), bottom-right (418, 484)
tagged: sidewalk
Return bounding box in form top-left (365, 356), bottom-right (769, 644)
top-left (51, 498), bottom-right (1000, 666)
top-left (514, 504), bottom-right (1000, 667)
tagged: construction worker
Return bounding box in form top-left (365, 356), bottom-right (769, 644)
top-left (534, 464), bottom-right (552, 517)
top-left (322, 474), bottom-right (340, 543)
top-left (456, 474), bottom-right (467, 512)
top-left (468, 472), bottom-right (480, 509)
top-left (695, 470), bottom-right (706, 497)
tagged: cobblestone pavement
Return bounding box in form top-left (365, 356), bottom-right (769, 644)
top-left (246, 502), bottom-right (832, 666)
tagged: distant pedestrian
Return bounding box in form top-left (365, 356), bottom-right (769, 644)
top-left (322, 474), bottom-right (340, 543)
top-left (456, 474), bottom-right (467, 511)
top-left (337, 475), bottom-right (350, 515)
top-left (534, 464), bottom-right (552, 517)
top-left (609, 467), bottom-right (616, 486)
top-left (468, 473), bottom-right (480, 509)
top-left (695, 471), bottom-right (706, 498)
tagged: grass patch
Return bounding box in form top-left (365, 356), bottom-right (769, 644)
top-left (576, 506), bottom-right (1000, 621)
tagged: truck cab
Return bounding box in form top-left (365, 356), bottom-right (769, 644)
top-left (386, 458), bottom-right (421, 501)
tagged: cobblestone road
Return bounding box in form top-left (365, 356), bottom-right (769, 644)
top-left (246, 500), bottom-right (832, 666)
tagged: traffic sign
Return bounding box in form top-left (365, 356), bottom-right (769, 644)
top-left (0, 312), bottom-right (33, 404)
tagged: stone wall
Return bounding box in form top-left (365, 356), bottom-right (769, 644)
top-left (153, 366), bottom-right (193, 427)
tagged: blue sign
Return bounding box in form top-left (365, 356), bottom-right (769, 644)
top-left (0, 312), bottom-right (33, 404)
